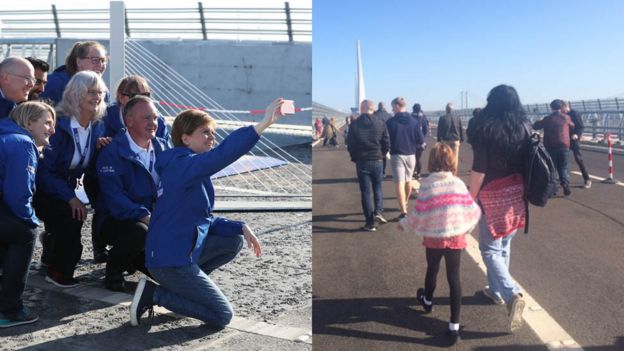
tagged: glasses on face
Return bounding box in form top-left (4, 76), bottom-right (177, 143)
top-left (81, 56), bottom-right (107, 65)
top-left (8, 73), bottom-right (36, 86)
top-left (87, 90), bottom-right (105, 97)
top-left (122, 92), bottom-right (151, 99)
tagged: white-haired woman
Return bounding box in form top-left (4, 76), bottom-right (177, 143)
top-left (0, 102), bottom-right (55, 327)
top-left (34, 71), bottom-right (110, 288)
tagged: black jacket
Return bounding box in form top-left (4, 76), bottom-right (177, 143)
top-left (347, 113), bottom-right (390, 162)
top-left (568, 109), bottom-right (584, 137)
top-left (373, 109), bottom-right (393, 123)
top-left (437, 113), bottom-right (464, 142)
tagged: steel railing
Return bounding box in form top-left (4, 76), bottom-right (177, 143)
top-left (0, 3), bottom-right (311, 42)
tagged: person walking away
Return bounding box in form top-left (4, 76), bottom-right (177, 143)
top-left (374, 102), bottom-right (393, 176)
top-left (322, 117), bottom-right (337, 147)
top-left (387, 97), bottom-right (424, 219)
top-left (466, 84), bottom-right (530, 332)
top-left (564, 102), bottom-right (591, 188)
top-left (398, 143), bottom-right (481, 345)
top-left (532, 99), bottom-right (575, 196)
top-left (437, 103), bottom-right (463, 171)
top-left (347, 99), bottom-right (390, 231)
top-left (411, 103), bottom-right (429, 179)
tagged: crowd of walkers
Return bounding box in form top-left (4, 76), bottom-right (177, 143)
top-left (344, 85), bottom-right (593, 344)
top-left (0, 40), bottom-right (287, 329)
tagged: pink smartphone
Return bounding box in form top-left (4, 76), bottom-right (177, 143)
top-left (279, 100), bottom-right (295, 115)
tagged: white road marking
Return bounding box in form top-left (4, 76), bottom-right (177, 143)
top-left (463, 234), bottom-right (585, 351)
top-left (570, 171), bottom-right (624, 187)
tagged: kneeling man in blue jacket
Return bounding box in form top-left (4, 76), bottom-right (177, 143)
top-left (95, 95), bottom-right (169, 291)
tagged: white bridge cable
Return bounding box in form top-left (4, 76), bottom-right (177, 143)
top-left (125, 40), bottom-right (311, 182)
top-left (126, 40), bottom-right (311, 175)
top-left (125, 54), bottom-right (295, 197)
top-left (124, 41), bottom-right (310, 195)
top-left (124, 41), bottom-right (311, 193)
top-left (124, 57), bottom-right (275, 195)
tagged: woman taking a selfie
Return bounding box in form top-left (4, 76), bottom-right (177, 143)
top-left (130, 98), bottom-right (287, 327)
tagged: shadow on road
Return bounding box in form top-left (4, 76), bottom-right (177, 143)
top-left (313, 296), bottom-right (507, 348)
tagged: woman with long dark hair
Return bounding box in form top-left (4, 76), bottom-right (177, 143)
top-left (466, 84), bottom-right (529, 332)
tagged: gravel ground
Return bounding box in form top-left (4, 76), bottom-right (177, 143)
top-left (0, 143), bottom-right (311, 349)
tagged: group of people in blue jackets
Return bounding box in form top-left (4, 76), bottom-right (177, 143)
top-left (0, 40), bottom-right (288, 329)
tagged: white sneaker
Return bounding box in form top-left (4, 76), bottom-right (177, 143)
top-left (584, 180), bottom-right (592, 189)
top-left (507, 294), bottom-right (525, 332)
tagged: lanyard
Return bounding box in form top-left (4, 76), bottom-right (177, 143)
top-left (72, 127), bottom-right (91, 168)
top-left (148, 149), bottom-right (155, 174)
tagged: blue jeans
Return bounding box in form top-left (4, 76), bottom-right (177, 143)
top-left (0, 204), bottom-right (37, 314)
top-left (149, 234), bottom-right (244, 327)
top-left (478, 217), bottom-right (521, 303)
top-left (356, 160), bottom-right (384, 226)
top-left (548, 147), bottom-right (570, 188)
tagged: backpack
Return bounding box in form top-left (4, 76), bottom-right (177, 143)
top-left (522, 124), bottom-right (558, 233)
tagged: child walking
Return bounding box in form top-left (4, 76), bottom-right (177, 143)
top-left (398, 143), bottom-right (481, 344)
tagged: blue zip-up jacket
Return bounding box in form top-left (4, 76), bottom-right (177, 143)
top-left (146, 126), bottom-right (260, 268)
top-left (0, 88), bottom-right (17, 119)
top-left (386, 112), bottom-right (424, 155)
top-left (36, 116), bottom-right (106, 202)
top-left (40, 65), bottom-right (70, 105)
top-left (94, 132), bottom-right (169, 233)
top-left (103, 103), bottom-right (171, 142)
top-left (0, 118), bottom-right (40, 227)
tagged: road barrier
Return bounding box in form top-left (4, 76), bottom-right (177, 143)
top-left (602, 133), bottom-right (617, 184)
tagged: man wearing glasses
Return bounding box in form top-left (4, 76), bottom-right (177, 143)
top-left (25, 57), bottom-right (50, 102)
top-left (41, 41), bottom-right (108, 105)
top-left (0, 57), bottom-right (35, 118)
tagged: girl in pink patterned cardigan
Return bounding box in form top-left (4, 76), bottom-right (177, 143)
top-left (398, 143), bottom-right (481, 344)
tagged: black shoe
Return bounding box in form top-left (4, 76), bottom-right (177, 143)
top-left (397, 213), bottom-right (407, 220)
top-left (105, 277), bottom-right (126, 292)
top-left (45, 269), bottom-right (79, 288)
top-left (416, 288), bottom-right (433, 313)
top-left (130, 278), bottom-right (157, 326)
top-left (361, 224), bottom-right (376, 232)
top-left (0, 307), bottom-right (39, 328)
top-left (563, 187), bottom-right (571, 196)
top-left (446, 329), bottom-right (461, 345)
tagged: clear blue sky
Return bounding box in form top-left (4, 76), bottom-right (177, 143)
top-left (313, 0), bottom-right (624, 112)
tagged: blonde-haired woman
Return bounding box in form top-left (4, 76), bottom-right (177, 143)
top-left (0, 102), bottom-right (55, 327)
top-left (34, 71), bottom-right (110, 288)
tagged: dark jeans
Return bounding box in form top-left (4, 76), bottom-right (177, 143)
top-left (570, 141), bottom-right (589, 181)
top-left (83, 174), bottom-right (106, 254)
top-left (547, 147), bottom-right (570, 188)
top-left (101, 218), bottom-right (148, 279)
top-left (33, 193), bottom-right (84, 277)
top-left (424, 248), bottom-right (462, 323)
top-left (414, 148), bottom-right (424, 175)
top-left (356, 160), bottom-right (384, 226)
top-left (0, 203), bottom-right (37, 314)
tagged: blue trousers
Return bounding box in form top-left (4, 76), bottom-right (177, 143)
top-left (356, 160), bottom-right (384, 226)
top-left (149, 234), bottom-right (244, 328)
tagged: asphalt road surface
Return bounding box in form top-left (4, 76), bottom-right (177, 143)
top-left (313, 132), bottom-right (624, 351)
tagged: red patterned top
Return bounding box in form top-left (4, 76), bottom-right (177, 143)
top-left (423, 235), bottom-right (467, 249)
